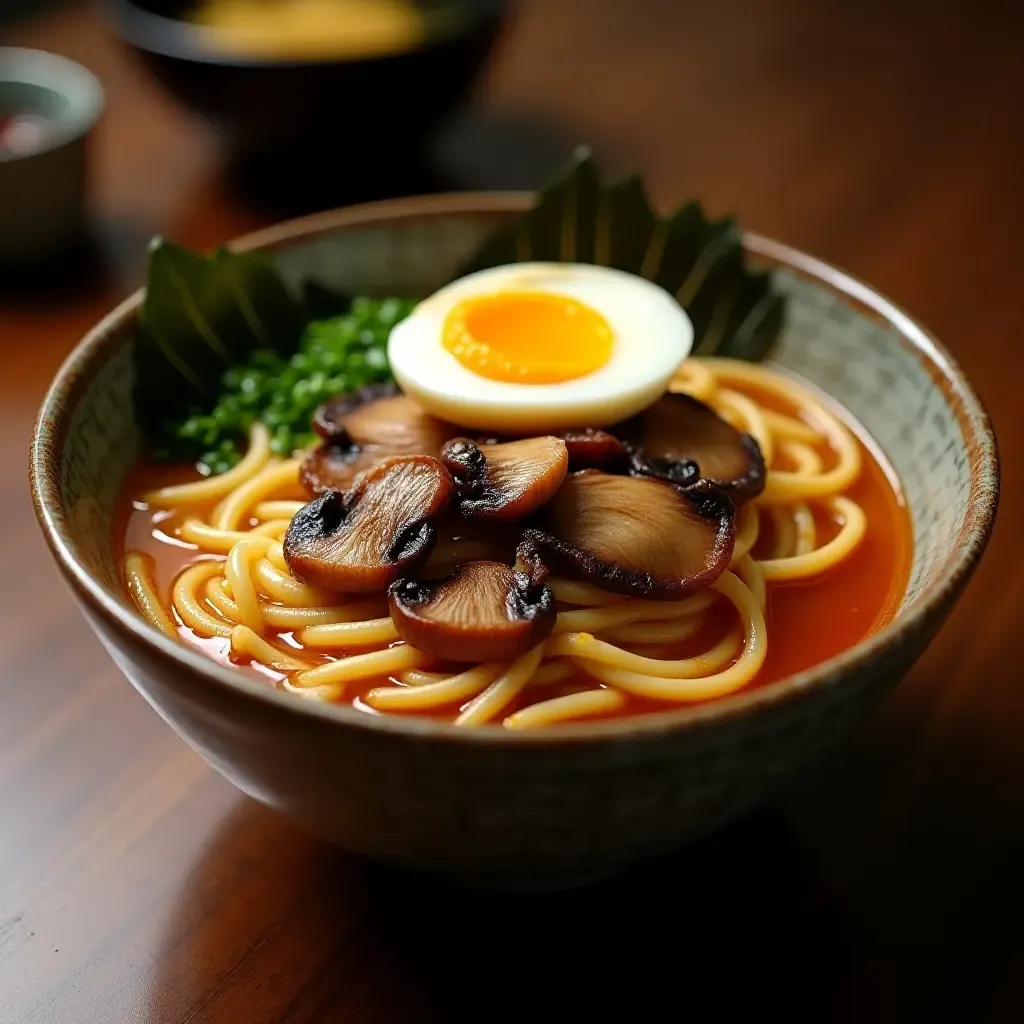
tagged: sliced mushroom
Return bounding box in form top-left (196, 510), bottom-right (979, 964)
top-left (284, 455), bottom-right (454, 593)
top-left (555, 428), bottom-right (630, 472)
top-left (389, 561), bottom-right (556, 662)
top-left (619, 392), bottom-right (766, 503)
top-left (303, 390), bottom-right (461, 495)
top-left (519, 470), bottom-right (736, 599)
top-left (300, 443), bottom-right (382, 496)
top-left (441, 436), bottom-right (569, 521)
top-left (313, 382), bottom-right (400, 441)
top-left (421, 512), bottom-right (519, 577)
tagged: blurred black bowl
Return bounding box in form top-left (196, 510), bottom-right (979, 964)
top-left (105, 0), bottom-right (506, 209)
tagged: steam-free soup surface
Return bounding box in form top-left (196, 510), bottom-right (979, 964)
top-left (117, 377), bottom-right (912, 723)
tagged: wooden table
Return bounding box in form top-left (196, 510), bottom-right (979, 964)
top-left (2, 2), bottom-right (1022, 1020)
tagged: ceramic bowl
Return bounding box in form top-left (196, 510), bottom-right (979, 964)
top-left (0, 48), bottom-right (103, 265)
top-left (105, 0), bottom-right (503, 201)
top-left (30, 195), bottom-right (998, 890)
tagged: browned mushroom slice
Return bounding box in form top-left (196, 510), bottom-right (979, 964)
top-left (441, 436), bottom-right (569, 521)
top-left (389, 561), bottom-right (556, 662)
top-left (300, 443), bottom-right (380, 495)
top-left (620, 392), bottom-right (766, 503)
top-left (303, 391), bottom-right (462, 496)
top-left (421, 512), bottom-right (519, 577)
top-left (284, 455), bottom-right (454, 593)
top-left (555, 428), bottom-right (630, 471)
top-left (519, 471), bottom-right (735, 599)
top-left (313, 382), bottom-right (400, 440)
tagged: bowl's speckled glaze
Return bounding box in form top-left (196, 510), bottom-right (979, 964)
top-left (30, 195), bottom-right (998, 889)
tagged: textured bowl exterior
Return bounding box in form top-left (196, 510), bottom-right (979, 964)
top-left (30, 196), bottom-right (998, 889)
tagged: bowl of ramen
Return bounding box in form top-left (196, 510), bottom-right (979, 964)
top-left (30, 157), bottom-right (998, 889)
top-left (105, 1), bottom-right (503, 168)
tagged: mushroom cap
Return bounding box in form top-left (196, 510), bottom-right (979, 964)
top-left (285, 455), bottom-right (455, 593)
top-left (618, 392), bottom-right (766, 503)
top-left (389, 560), bottom-right (556, 662)
top-left (519, 470), bottom-right (736, 599)
top-left (441, 436), bottom-right (569, 521)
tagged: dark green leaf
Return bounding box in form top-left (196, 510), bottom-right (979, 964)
top-left (303, 278), bottom-right (352, 320)
top-left (455, 150), bottom-right (785, 362)
top-left (134, 238), bottom-right (304, 438)
top-left (596, 174), bottom-right (657, 274)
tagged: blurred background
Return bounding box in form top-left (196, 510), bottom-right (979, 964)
top-left (1, 1), bottom-right (1023, 1020)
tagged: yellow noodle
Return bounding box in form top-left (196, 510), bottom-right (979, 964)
top-left (280, 676), bottom-right (347, 702)
top-left (782, 440), bottom-right (824, 475)
top-left (214, 458), bottom-right (304, 531)
top-left (760, 408), bottom-right (821, 445)
top-left (251, 500), bottom-right (306, 521)
top-left (143, 421), bottom-right (271, 507)
top-left (254, 560), bottom-right (334, 607)
top-left (715, 387), bottom-right (773, 464)
top-left (549, 626), bottom-right (739, 679)
top-left (455, 644), bottom-right (546, 727)
top-left (734, 554), bottom-right (766, 612)
top-left (179, 517), bottom-right (284, 553)
top-left (548, 578), bottom-right (627, 607)
top-left (554, 596), bottom-right (707, 634)
top-left (397, 659), bottom-right (575, 689)
top-left (731, 502), bottom-right (760, 564)
top-left (504, 688), bottom-right (628, 729)
top-left (703, 364), bottom-right (861, 503)
top-left (230, 625), bottom-right (309, 672)
top-left (124, 552), bottom-right (178, 638)
top-left (759, 497), bottom-right (867, 581)
top-left (669, 359), bottom-right (717, 401)
top-left (256, 519), bottom-right (290, 542)
top-left (569, 572), bottom-right (766, 702)
top-left (530, 660), bottom-right (577, 686)
top-left (296, 617), bottom-right (400, 648)
top-left (600, 614), bottom-right (705, 646)
top-left (206, 579), bottom-right (385, 629)
top-left (266, 541), bottom-right (289, 573)
top-left (292, 644), bottom-right (430, 690)
top-left (769, 505), bottom-right (797, 559)
top-left (225, 537), bottom-right (271, 632)
top-left (366, 662), bottom-right (505, 712)
top-left (792, 503), bottom-right (817, 555)
top-left (172, 561), bottom-right (233, 638)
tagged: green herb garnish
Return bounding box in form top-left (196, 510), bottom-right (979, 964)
top-left (160, 297), bottom-right (415, 475)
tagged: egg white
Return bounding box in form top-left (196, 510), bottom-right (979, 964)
top-left (387, 262), bottom-right (693, 434)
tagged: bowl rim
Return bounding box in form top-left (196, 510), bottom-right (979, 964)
top-left (103, 0), bottom-right (504, 70)
top-left (30, 192), bottom-right (1000, 746)
top-left (0, 47), bottom-right (104, 163)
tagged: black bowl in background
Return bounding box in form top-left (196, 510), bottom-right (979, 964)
top-left (104, 0), bottom-right (506, 211)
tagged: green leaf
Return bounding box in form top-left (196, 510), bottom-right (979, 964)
top-left (134, 238), bottom-right (304, 438)
top-left (455, 149), bottom-right (785, 362)
top-left (302, 278), bottom-right (352, 321)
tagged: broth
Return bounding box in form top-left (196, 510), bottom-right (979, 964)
top-left (116, 372), bottom-right (913, 725)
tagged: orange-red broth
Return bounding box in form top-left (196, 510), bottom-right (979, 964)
top-left (117, 400), bottom-right (912, 723)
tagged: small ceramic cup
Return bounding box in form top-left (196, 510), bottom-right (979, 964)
top-left (0, 47), bottom-right (104, 264)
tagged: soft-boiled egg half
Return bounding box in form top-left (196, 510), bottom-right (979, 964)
top-left (387, 262), bottom-right (693, 434)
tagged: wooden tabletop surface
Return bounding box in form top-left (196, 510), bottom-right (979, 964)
top-left (2, 1), bottom-right (1022, 1020)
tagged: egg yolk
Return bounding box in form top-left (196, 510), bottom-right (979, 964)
top-left (442, 291), bottom-right (614, 384)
